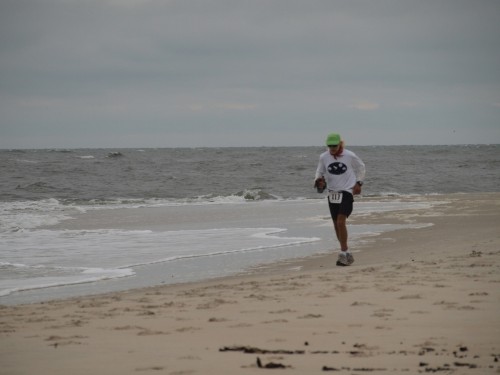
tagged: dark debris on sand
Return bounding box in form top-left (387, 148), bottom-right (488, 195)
top-left (256, 357), bottom-right (290, 369)
top-left (220, 343), bottom-right (499, 372)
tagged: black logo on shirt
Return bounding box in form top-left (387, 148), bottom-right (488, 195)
top-left (328, 162), bottom-right (347, 175)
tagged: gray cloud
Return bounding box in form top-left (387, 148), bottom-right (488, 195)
top-left (1, 0), bottom-right (499, 148)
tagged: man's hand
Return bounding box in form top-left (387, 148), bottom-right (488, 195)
top-left (314, 177), bottom-right (326, 193)
top-left (352, 183), bottom-right (362, 195)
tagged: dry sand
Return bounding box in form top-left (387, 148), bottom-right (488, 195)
top-left (1, 193), bottom-right (499, 374)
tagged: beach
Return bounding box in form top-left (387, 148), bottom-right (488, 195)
top-left (1, 193), bottom-right (499, 374)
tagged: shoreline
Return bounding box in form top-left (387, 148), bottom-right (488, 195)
top-left (0, 194), bottom-right (436, 305)
top-left (1, 193), bottom-right (499, 374)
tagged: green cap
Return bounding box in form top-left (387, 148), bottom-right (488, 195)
top-left (325, 133), bottom-right (341, 146)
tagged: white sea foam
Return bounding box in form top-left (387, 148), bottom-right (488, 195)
top-left (0, 226), bottom-right (320, 297)
top-left (0, 199), bottom-right (76, 232)
top-left (0, 196), bottom-right (261, 232)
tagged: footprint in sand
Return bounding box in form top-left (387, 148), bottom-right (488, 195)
top-left (137, 329), bottom-right (170, 336)
top-left (135, 366), bottom-right (165, 371)
top-left (269, 308), bottom-right (296, 314)
top-left (351, 301), bottom-right (374, 306)
top-left (196, 298), bottom-right (236, 309)
top-left (433, 301), bottom-right (476, 310)
top-left (371, 308), bottom-right (394, 318)
top-left (297, 314), bottom-right (323, 319)
top-left (175, 326), bottom-right (201, 333)
top-left (208, 317), bottom-right (229, 322)
top-left (229, 323), bottom-right (253, 328)
top-left (262, 319), bottom-right (288, 324)
top-left (45, 335), bottom-right (88, 347)
top-left (398, 294), bottom-right (422, 300)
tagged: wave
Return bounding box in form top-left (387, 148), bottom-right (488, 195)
top-left (0, 263), bottom-right (134, 297)
top-left (235, 189), bottom-right (278, 200)
top-left (62, 190), bottom-right (284, 209)
top-left (0, 193), bottom-right (286, 232)
top-left (106, 152), bottom-right (124, 158)
top-left (0, 189), bottom-right (447, 234)
top-left (0, 198), bottom-right (74, 232)
top-left (15, 181), bottom-right (60, 193)
top-left (13, 158), bottom-right (39, 164)
top-left (46, 149), bottom-right (73, 153)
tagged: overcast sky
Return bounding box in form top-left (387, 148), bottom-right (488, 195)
top-left (1, 0), bottom-right (499, 148)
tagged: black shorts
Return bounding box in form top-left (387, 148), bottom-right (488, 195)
top-left (328, 191), bottom-right (354, 220)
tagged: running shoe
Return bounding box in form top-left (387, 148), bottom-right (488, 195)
top-left (336, 252), bottom-right (349, 266)
top-left (346, 252), bottom-right (354, 265)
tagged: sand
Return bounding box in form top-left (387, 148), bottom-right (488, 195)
top-left (1, 193), bottom-right (499, 374)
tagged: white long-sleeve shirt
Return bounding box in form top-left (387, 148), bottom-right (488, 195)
top-left (315, 149), bottom-right (366, 194)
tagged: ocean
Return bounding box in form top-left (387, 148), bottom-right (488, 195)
top-left (1, 145), bottom-right (499, 304)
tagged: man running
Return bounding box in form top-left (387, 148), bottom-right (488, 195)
top-left (314, 133), bottom-right (366, 266)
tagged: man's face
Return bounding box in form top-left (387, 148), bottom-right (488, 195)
top-left (328, 144), bottom-right (339, 155)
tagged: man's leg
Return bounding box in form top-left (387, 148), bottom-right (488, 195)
top-left (334, 214), bottom-right (354, 266)
top-left (333, 214), bottom-right (348, 251)
top-left (330, 196), bottom-right (354, 266)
